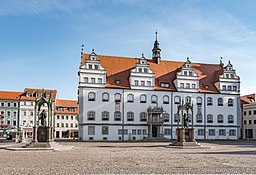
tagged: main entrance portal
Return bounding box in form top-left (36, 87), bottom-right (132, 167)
top-left (152, 126), bottom-right (158, 137)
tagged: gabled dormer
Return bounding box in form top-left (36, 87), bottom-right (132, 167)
top-left (215, 60), bottom-right (240, 94)
top-left (130, 54), bottom-right (155, 90)
top-left (79, 49), bottom-right (106, 88)
top-left (174, 57), bottom-right (199, 92)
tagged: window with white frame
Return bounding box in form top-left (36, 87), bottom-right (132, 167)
top-left (163, 113), bottom-right (169, 122)
top-left (174, 96), bottom-right (181, 104)
top-left (163, 95), bottom-right (169, 104)
top-left (91, 78), bottom-right (95, 83)
top-left (102, 92), bottom-right (109, 102)
top-left (207, 114), bottom-right (213, 123)
top-left (151, 95), bottom-right (157, 103)
top-left (102, 111), bottom-right (109, 121)
top-left (228, 98), bottom-right (233, 106)
top-left (88, 126), bottom-right (95, 135)
top-left (132, 129), bottom-right (136, 135)
top-left (180, 83), bottom-right (184, 88)
top-left (87, 111), bottom-right (95, 120)
top-left (207, 97), bottom-right (213, 105)
top-left (140, 112), bottom-right (147, 121)
top-left (228, 115), bottom-right (234, 123)
top-left (198, 129), bottom-right (204, 136)
top-left (197, 97), bottom-right (202, 105)
top-left (140, 94), bottom-right (146, 103)
top-left (114, 93), bottom-right (121, 102)
top-left (196, 114), bottom-right (202, 123)
top-left (127, 111), bottom-right (134, 121)
top-left (114, 111), bottom-right (121, 121)
top-left (102, 126), bottom-right (109, 135)
top-left (164, 129), bottom-right (171, 135)
top-left (209, 129), bottom-right (215, 136)
top-left (218, 98), bottom-right (223, 106)
top-left (88, 92), bottom-right (96, 101)
top-left (127, 94), bottom-right (134, 103)
top-left (217, 114), bottom-right (223, 123)
top-left (219, 129), bottom-right (226, 136)
top-left (222, 85), bottom-right (226, 90)
top-left (186, 83), bottom-right (190, 89)
top-left (141, 81), bottom-right (145, 86)
top-left (147, 81), bottom-right (151, 86)
top-left (192, 83), bottom-right (196, 89)
top-left (229, 129), bottom-right (236, 136)
top-left (98, 78), bottom-right (102, 83)
top-left (135, 80), bottom-right (139, 86)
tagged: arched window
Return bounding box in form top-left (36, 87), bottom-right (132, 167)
top-left (228, 115), bottom-right (234, 123)
top-left (127, 111), bottom-right (134, 121)
top-left (151, 95), bottom-right (158, 103)
top-left (102, 92), bottom-right (109, 102)
top-left (218, 98), bottom-right (223, 106)
top-left (207, 114), bottom-right (213, 123)
top-left (197, 97), bottom-right (202, 105)
top-left (163, 113), bottom-right (169, 122)
top-left (114, 93), bottom-right (121, 102)
top-left (88, 92), bottom-right (96, 101)
top-left (127, 94), bottom-right (134, 103)
top-left (174, 113), bottom-right (180, 122)
top-left (228, 98), bottom-right (233, 106)
top-left (217, 114), bottom-right (223, 123)
top-left (163, 95), bottom-right (169, 104)
top-left (87, 111), bottom-right (95, 120)
top-left (114, 111), bottom-right (121, 121)
top-left (174, 96), bottom-right (180, 104)
top-left (207, 97), bottom-right (213, 105)
top-left (140, 94), bottom-right (147, 103)
top-left (140, 112), bottom-right (147, 121)
top-left (102, 111), bottom-right (109, 121)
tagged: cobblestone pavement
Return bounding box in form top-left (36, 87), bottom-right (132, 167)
top-left (0, 140), bottom-right (256, 174)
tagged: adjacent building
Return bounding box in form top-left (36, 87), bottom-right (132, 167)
top-left (55, 99), bottom-right (78, 139)
top-left (78, 33), bottom-right (241, 141)
top-left (241, 94), bottom-right (256, 139)
top-left (0, 91), bottom-right (21, 139)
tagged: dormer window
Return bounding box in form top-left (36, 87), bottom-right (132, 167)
top-left (228, 86), bottom-right (232, 91)
top-left (89, 64), bottom-right (93, 69)
top-left (233, 86), bottom-right (237, 91)
top-left (115, 80), bottom-right (121, 84)
top-left (95, 65), bottom-right (99, 70)
top-left (186, 83), bottom-right (190, 89)
top-left (134, 80), bottom-right (139, 86)
top-left (138, 68), bottom-right (142, 73)
top-left (222, 85), bottom-right (226, 90)
top-left (91, 78), bottom-right (95, 83)
top-left (160, 83), bottom-right (169, 88)
top-left (230, 74), bottom-right (234, 79)
top-left (226, 74), bottom-right (229, 78)
top-left (98, 78), bottom-right (102, 83)
top-left (147, 81), bottom-right (151, 86)
top-left (184, 71), bottom-right (187, 76)
top-left (141, 81), bottom-right (145, 86)
top-left (189, 71), bottom-right (193, 76)
top-left (144, 68), bottom-right (148, 73)
top-left (192, 84), bottom-right (196, 89)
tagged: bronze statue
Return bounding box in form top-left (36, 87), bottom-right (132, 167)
top-left (183, 113), bottom-right (189, 128)
top-left (39, 109), bottom-right (47, 126)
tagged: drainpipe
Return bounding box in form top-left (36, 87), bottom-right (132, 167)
top-left (204, 93), bottom-right (206, 140)
top-left (171, 92), bottom-right (173, 140)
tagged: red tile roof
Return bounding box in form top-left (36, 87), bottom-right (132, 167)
top-left (55, 99), bottom-right (78, 114)
top-left (0, 91), bottom-right (23, 100)
top-left (81, 54), bottom-right (223, 93)
top-left (20, 88), bottom-right (57, 101)
top-left (241, 94), bottom-right (256, 105)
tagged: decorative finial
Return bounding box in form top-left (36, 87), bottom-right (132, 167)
top-left (142, 53), bottom-right (144, 57)
top-left (92, 49), bottom-right (94, 52)
top-left (220, 57), bottom-right (224, 66)
top-left (155, 29), bottom-right (158, 41)
top-left (187, 57), bottom-right (189, 61)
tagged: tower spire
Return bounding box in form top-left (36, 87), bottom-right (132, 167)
top-left (152, 30), bottom-right (161, 64)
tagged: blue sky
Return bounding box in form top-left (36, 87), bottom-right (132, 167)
top-left (1, 0), bottom-right (256, 100)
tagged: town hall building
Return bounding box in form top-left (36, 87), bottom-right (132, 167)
top-left (78, 32), bottom-right (241, 141)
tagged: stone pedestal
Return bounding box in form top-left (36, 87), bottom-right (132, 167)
top-left (37, 126), bottom-right (48, 142)
top-left (173, 128), bottom-right (199, 147)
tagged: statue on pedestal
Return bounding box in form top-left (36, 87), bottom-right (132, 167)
top-left (39, 110), bottom-right (47, 126)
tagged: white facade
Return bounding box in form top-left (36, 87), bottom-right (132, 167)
top-left (78, 37), bottom-right (241, 141)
